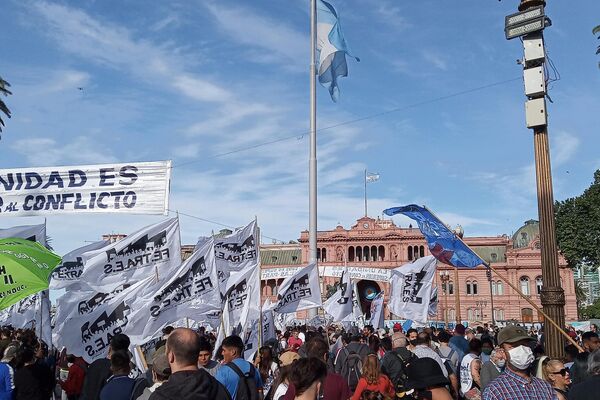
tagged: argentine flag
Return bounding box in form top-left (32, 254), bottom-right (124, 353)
top-left (316, 0), bottom-right (359, 102)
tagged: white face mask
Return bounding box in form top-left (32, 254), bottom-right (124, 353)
top-left (507, 345), bottom-right (534, 370)
top-left (495, 359), bottom-right (506, 368)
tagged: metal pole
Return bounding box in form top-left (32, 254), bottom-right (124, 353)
top-left (364, 169), bottom-right (367, 217)
top-left (487, 268), bottom-right (496, 326)
top-left (308, 0), bottom-right (318, 319)
top-left (454, 267), bottom-right (461, 325)
top-left (516, 0), bottom-right (565, 359)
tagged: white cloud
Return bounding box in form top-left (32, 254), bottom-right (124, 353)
top-left (422, 50), bottom-right (448, 71)
top-left (173, 75), bottom-right (232, 103)
top-left (552, 131), bottom-right (580, 166)
top-left (10, 136), bottom-right (117, 165)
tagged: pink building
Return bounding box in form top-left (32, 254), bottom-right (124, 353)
top-left (259, 216), bottom-right (578, 325)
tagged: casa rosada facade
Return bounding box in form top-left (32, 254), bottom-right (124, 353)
top-left (258, 216), bottom-right (578, 325)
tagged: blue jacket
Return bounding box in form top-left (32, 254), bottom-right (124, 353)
top-left (0, 362), bottom-right (14, 400)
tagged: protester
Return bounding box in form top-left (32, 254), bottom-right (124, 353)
top-left (541, 358), bottom-right (570, 400)
top-left (380, 336), bottom-right (413, 392)
top-left (333, 334), bottom-right (369, 391)
top-left (349, 354), bottom-right (394, 400)
top-left (449, 324), bottom-right (469, 362)
top-left (459, 338), bottom-right (482, 400)
top-left (405, 357), bottom-right (452, 400)
top-left (482, 325), bottom-right (555, 400)
top-left (137, 347), bottom-right (171, 400)
top-left (14, 346), bottom-right (53, 400)
top-left (564, 345), bottom-right (578, 371)
top-left (480, 348), bottom-right (505, 391)
top-left (406, 329), bottom-right (418, 351)
top-left (288, 358), bottom-right (328, 400)
top-left (99, 350), bottom-right (135, 400)
top-left (150, 328), bottom-right (230, 400)
top-left (272, 352), bottom-right (300, 400)
top-left (80, 333), bottom-right (130, 400)
top-left (480, 339), bottom-right (494, 364)
top-left (59, 354), bottom-right (87, 400)
top-left (288, 330), bottom-right (303, 352)
top-left (412, 332), bottom-right (448, 378)
top-left (198, 338), bottom-right (221, 376)
top-left (436, 330), bottom-right (459, 373)
top-left (255, 346), bottom-right (279, 398)
top-left (0, 344), bottom-right (15, 400)
top-left (570, 332), bottom-right (599, 385)
top-left (216, 335), bottom-right (263, 400)
top-left (568, 349), bottom-right (600, 400)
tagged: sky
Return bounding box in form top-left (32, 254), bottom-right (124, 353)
top-left (1, 0), bottom-right (600, 256)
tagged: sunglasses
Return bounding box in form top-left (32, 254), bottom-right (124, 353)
top-left (550, 369), bottom-right (569, 376)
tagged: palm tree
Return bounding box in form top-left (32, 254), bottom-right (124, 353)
top-left (0, 76), bottom-right (11, 136)
top-left (594, 25), bottom-right (600, 68)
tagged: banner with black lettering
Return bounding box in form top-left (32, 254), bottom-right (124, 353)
top-left (273, 263), bottom-right (322, 314)
top-left (52, 276), bottom-right (153, 363)
top-left (0, 223), bottom-right (47, 246)
top-left (79, 218), bottom-right (181, 291)
top-left (323, 268), bottom-right (353, 321)
top-left (389, 256), bottom-right (437, 323)
top-left (222, 264), bottom-right (261, 335)
top-left (126, 237), bottom-right (221, 342)
top-left (197, 220), bottom-right (259, 292)
top-left (0, 292), bottom-right (37, 327)
top-left (50, 240), bottom-right (109, 290)
top-left (0, 161), bottom-right (171, 217)
top-left (369, 291), bottom-right (385, 328)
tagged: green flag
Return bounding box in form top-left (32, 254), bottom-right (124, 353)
top-left (0, 238), bottom-right (61, 310)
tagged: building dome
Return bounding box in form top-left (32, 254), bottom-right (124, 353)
top-left (512, 219), bottom-right (539, 249)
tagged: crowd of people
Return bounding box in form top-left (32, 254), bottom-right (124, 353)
top-left (1, 322), bottom-right (600, 400)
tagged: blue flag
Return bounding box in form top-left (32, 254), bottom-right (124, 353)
top-left (383, 205), bottom-right (486, 268)
top-left (316, 0), bottom-right (359, 102)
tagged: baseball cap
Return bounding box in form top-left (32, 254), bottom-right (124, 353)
top-left (497, 325), bottom-right (534, 345)
top-left (393, 323), bottom-right (402, 332)
top-left (279, 351), bottom-right (300, 367)
top-left (151, 346), bottom-right (171, 376)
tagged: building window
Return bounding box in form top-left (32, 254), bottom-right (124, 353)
top-left (356, 246), bottom-right (363, 262)
top-left (520, 276), bottom-right (530, 296)
top-left (494, 308), bottom-right (505, 320)
top-left (348, 247), bottom-right (355, 262)
top-left (419, 245), bottom-right (425, 258)
top-left (466, 280), bottom-right (478, 295)
top-left (443, 280), bottom-right (454, 295)
top-left (467, 308), bottom-right (473, 321)
top-left (371, 246), bottom-right (377, 262)
top-left (292, 255), bottom-right (298, 262)
top-left (321, 248), bottom-right (327, 262)
top-left (317, 248), bottom-right (321, 261)
top-left (271, 256), bottom-right (278, 263)
top-left (497, 281), bottom-right (504, 295)
top-left (378, 246), bottom-right (385, 261)
top-left (491, 253), bottom-right (497, 262)
top-left (466, 280), bottom-right (471, 295)
top-left (447, 308), bottom-right (455, 321)
top-left (363, 246), bottom-right (370, 261)
top-left (536, 276), bottom-right (543, 295)
top-left (522, 307), bottom-right (534, 323)
top-left (408, 246), bottom-right (413, 261)
top-left (491, 281), bottom-right (497, 295)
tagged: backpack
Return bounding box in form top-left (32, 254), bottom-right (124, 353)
top-left (340, 348), bottom-right (363, 392)
top-left (390, 348), bottom-right (416, 396)
top-left (227, 361), bottom-right (260, 400)
top-left (437, 348), bottom-right (456, 373)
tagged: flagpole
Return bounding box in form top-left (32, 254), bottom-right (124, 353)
top-left (308, 0), bottom-right (318, 319)
top-left (364, 169), bottom-right (367, 217)
top-left (255, 216), bottom-right (263, 349)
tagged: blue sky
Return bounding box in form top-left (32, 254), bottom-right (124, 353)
top-left (1, 0), bottom-right (600, 255)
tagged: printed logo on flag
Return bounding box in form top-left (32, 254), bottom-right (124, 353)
top-left (274, 273), bottom-right (312, 312)
top-left (215, 234), bottom-right (257, 264)
top-left (79, 301), bottom-right (131, 358)
top-left (104, 229), bottom-right (169, 274)
top-left (401, 270), bottom-right (427, 304)
top-left (224, 278), bottom-right (249, 311)
top-left (77, 285), bottom-right (132, 316)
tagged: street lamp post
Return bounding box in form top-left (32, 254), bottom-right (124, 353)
top-left (505, 0), bottom-right (566, 358)
top-left (476, 300), bottom-right (488, 322)
top-left (439, 271), bottom-right (451, 329)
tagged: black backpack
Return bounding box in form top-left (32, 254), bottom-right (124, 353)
top-left (390, 348), bottom-right (415, 396)
top-left (340, 348), bottom-right (363, 392)
top-left (226, 361), bottom-right (260, 400)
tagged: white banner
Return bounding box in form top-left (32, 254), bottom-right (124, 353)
top-left (53, 276), bottom-right (153, 363)
top-left (389, 256), bottom-right (437, 323)
top-left (342, 281), bottom-right (364, 325)
top-left (0, 161), bottom-right (171, 217)
top-left (35, 290), bottom-right (52, 346)
top-left (197, 220), bottom-right (260, 292)
top-left (0, 223), bottom-right (47, 246)
top-left (0, 293), bottom-right (37, 327)
top-left (273, 263), bottom-right (322, 314)
top-left (126, 237), bottom-right (221, 342)
top-left (369, 291), bottom-right (385, 328)
top-left (50, 240), bottom-right (109, 290)
top-left (79, 218), bottom-right (181, 291)
top-left (222, 264), bottom-right (261, 336)
top-left (324, 268), bottom-right (354, 321)
top-left (261, 265), bottom-right (390, 282)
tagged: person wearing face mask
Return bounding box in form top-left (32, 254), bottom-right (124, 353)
top-left (406, 329), bottom-right (418, 352)
top-left (480, 349), bottom-right (505, 391)
top-left (482, 325), bottom-right (556, 400)
top-left (480, 339), bottom-right (494, 364)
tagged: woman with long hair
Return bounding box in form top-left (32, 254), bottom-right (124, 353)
top-left (255, 346), bottom-right (279, 399)
top-left (542, 358), bottom-right (571, 400)
top-left (351, 354), bottom-right (394, 400)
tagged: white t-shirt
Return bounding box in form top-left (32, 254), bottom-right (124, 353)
top-left (273, 382), bottom-right (289, 400)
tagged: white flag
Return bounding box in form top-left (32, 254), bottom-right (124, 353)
top-left (79, 218), bottom-right (181, 291)
top-left (369, 291), bottom-right (385, 328)
top-left (35, 290), bottom-right (52, 346)
top-left (222, 264), bottom-right (261, 337)
top-left (197, 220), bottom-right (259, 292)
top-left (262, 299), bottom-right (276, 343)
top-left (0, 223), bottom-right (47, 246)
top-left (342, 281), bottom-right (363, 324)
top-left (366, 172), bottom-right (380, 183)
top-left (53, 276), bottom-right (153, 363)
top-left (428, 287), bottom-right (438, 318)
top-left (50, 240), bottom-right (109, 290)
top-left (389, 256), bottom-right (437, 323)
top-left (324, 268), bottom-right (353, 320)
top-left (273, 263), bottom-right (322, 314)
top-left (126, 237), bottom-right (221, 342)
top-left (0, 293), bottom-right (37, 327)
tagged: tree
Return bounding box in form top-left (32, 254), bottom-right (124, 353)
top-left (555, 170), bottom-right (600, 268)
top-left (0, 76), bottom-right (11, 136)
top-left (580, 297), bottom-right (600, 320)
